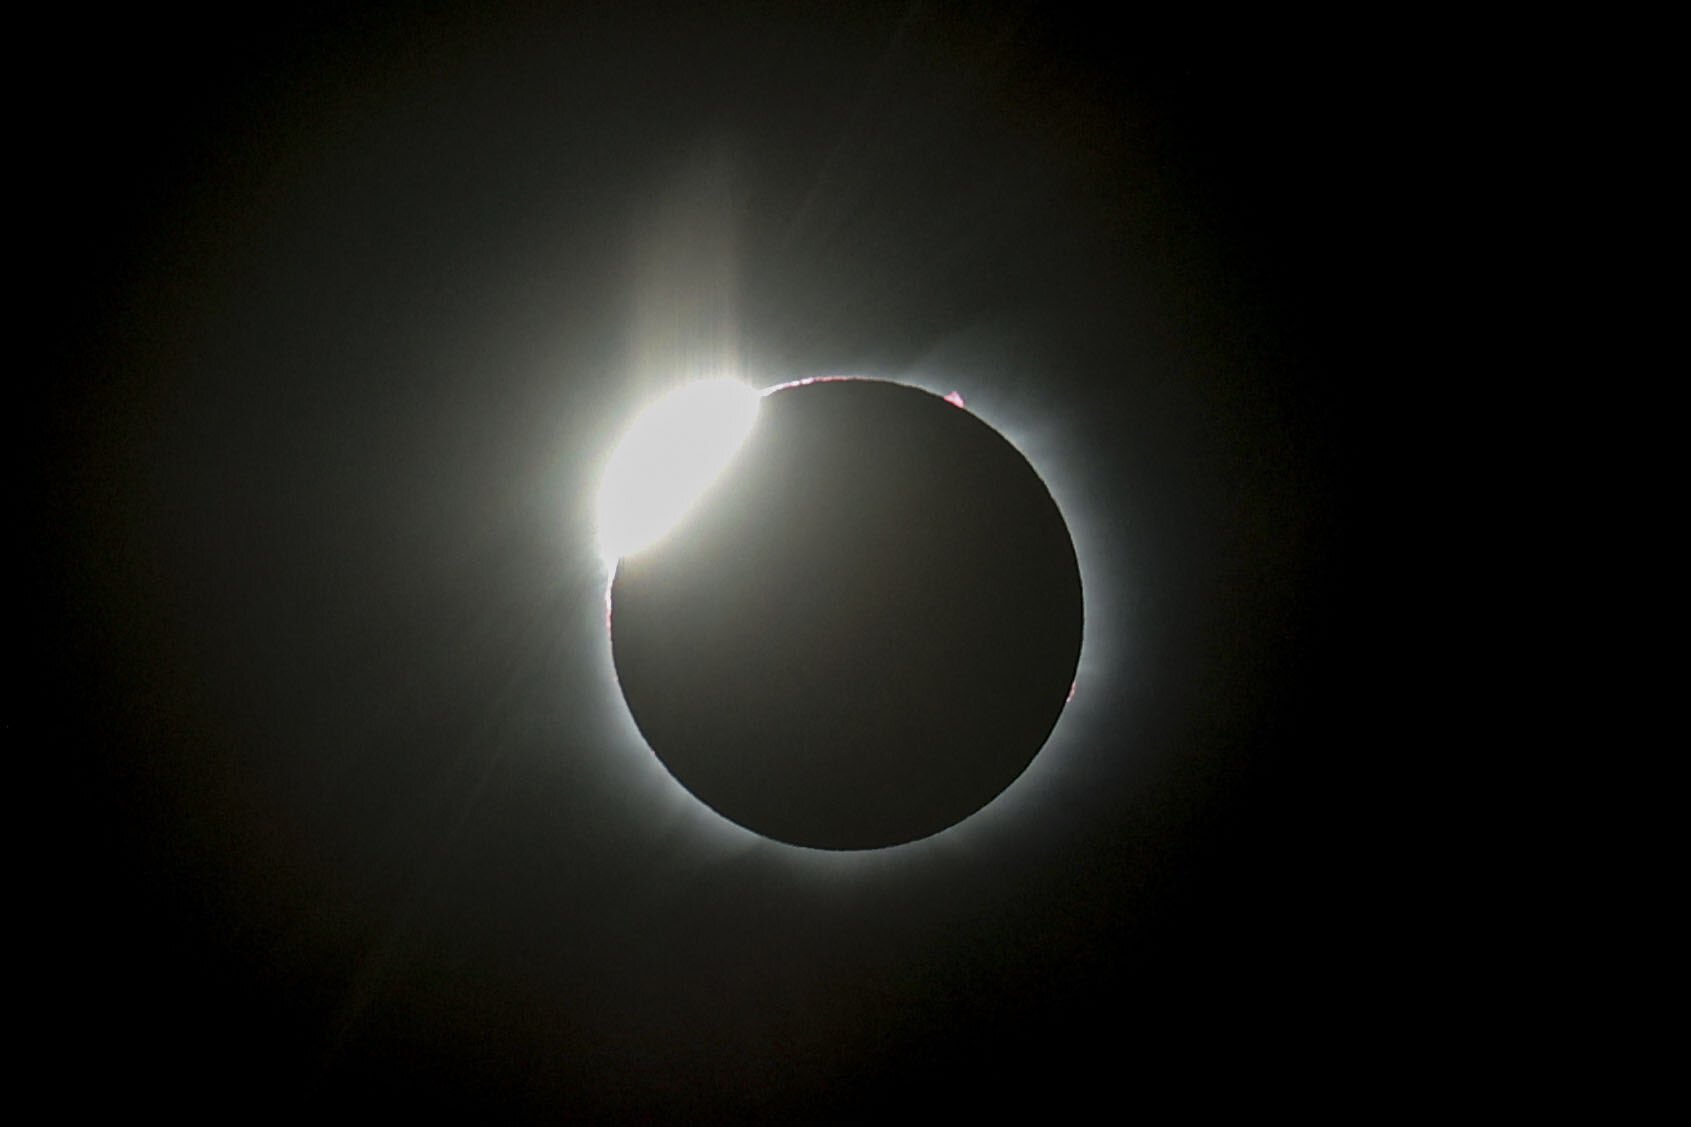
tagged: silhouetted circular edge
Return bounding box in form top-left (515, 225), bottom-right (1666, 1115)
top-left (608, 377), bottom-right (1084, 850)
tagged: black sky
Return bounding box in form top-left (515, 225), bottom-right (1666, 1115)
top-left (42, 3), bottom-right (1366, 1118)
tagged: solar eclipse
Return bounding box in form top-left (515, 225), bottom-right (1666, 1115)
top-left (601, 377), bottom-right (1083, 849)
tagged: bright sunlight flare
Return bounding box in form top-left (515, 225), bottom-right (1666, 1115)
top-left (596, 378), bottom-right (763, 563)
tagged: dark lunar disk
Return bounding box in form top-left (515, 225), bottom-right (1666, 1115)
top-left (609, 379), bottom-right (1083, 849)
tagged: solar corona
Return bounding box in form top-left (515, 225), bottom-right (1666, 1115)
top-left (599, 377), bottom-right (1084, 850)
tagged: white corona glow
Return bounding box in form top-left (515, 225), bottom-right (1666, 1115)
top-left (592, 373), bottom-right (1116, 870)
top-left (596, 378), bottom-right (762, 562)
